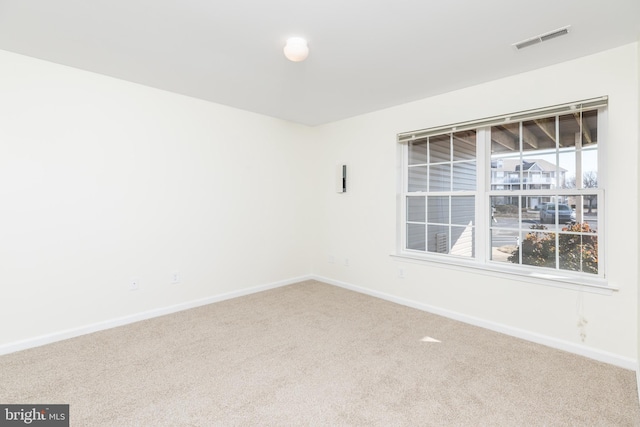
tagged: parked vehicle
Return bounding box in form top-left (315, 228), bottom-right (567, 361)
top-left (539, 203), bottom-right (576, 224)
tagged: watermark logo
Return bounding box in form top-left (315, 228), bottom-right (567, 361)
top-left (0, 405), bottom-right (68, 426)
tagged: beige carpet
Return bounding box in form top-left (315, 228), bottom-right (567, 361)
top-left (1, 280), bottom-right (639, 426)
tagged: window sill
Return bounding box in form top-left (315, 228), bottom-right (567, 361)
top-left (390, 253), bottom-right (616, 295)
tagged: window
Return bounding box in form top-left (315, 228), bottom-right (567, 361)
top-left (398, 97), bottom-right (607, 286)
top-left (406, 131), bottom-right (477, 256)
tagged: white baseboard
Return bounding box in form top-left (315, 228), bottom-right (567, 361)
top-left (0, 275), bottom-right (313, 356)
top-left (312, 275), bottom-right (638, 371)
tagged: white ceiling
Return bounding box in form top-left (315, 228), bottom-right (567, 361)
top-left (0, 0), bottom-right (638, 126)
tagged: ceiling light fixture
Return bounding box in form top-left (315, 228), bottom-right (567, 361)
top-left (284, 37), bottom-right (309, 62)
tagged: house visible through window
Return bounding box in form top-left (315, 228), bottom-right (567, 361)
top-left (398, 97), bottom-right (607, 284)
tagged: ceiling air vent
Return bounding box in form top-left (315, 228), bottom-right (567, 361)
top-left (513, 25), bottom-right (571, 50)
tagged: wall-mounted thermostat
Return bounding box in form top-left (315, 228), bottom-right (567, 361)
top-left (336, 164), bottom-right (347, 193)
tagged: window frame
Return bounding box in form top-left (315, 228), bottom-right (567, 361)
top-left (395, 97), bottom-right (612, 293)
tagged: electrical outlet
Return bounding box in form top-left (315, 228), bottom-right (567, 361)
top-left (328, 255), bottom-right (335, 264)
top-left (130, 278), bottom-right (139, 291)
top-left (397, 268), bottom-right (405, 279)
top-left (171, 271), bottom-right (181, 284)
top-left (344, 258), bottom-right (350, 267)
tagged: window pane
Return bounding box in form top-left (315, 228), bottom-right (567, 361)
top-left (408, 166), bottom-right (427, 192)
top-left (490, 124), bottom-right (520, 191)
top-left (490, 228), bottom-right (519, 263)
top-left (491, 123), bottom-right (519, 155)
top-left (582, 150), bottom-right (598, 188)
top-left (490, 157), bottom-right (508, 190)
top-left (491, 195), bottom-right (519, 227)
top-left (490, 194), bottom-right (519, 263)
top-left (580, 233), bottom-right (598, 274)
top-left (560, 150), bottom-right (598, 190)
top-left (581, 194), bottom-right (598, 228)
top-left (453, 130), bottom-right (476, 160)
top-left (559, 232), bottom-right (582, 273)
top-left (429, 164), bottom-right (450, 191)
top-left (451, 196), bottom-right (474, 226)
top-left (427, 196), bottom-right (448, 224)
top-left (520, 230), bottom-right (556, 269)
top-left (451, 226), bottom-right (474, 257)
top-left (407, 196), bottom-right (426, 222)
top-left (558, 112), bottom-right (577, 152)
top-left (453, 162), bottom-right (476, 191)
top-left (558, 152), bottom-right (575, 190)
top-left (407, 223), bottom-right (426, 251)
top-left (427, 224), bottom-right (448, 253)
top-left (520, 150), bottom-right (556, 191)
top-left (409, 140), bottom-right (427, 165)
top-left (523, 118), bottom-right (555, 151)
top-left (581, 109), bottom-right (598, 147)
top-left (429, 134), bottom-right (450, 163)
top-left (558, 225), bottom-right (598, 274)
top-left (539, 200), bottom-right (574, 230)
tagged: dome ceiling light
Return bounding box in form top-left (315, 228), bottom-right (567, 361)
top-left (283, 37), bottom-right (309, 62)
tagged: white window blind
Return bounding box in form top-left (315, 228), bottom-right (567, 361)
top-left (397, 96), bottom-right (608, 143)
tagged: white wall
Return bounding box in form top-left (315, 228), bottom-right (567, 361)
top-left (0, 50), bottom-right (314, 348)
top-left (312, 43), bottom-right (639, 366)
